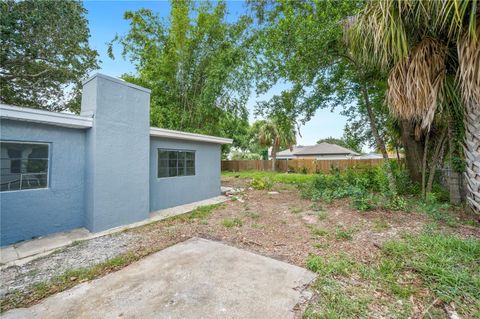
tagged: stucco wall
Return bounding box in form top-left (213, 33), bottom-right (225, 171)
top-left (150, 137), bottom-right (221, 211)
top-left (81, 74), bottom-right (150, 232)
top-left (0, 120), bottom-right (86, 245)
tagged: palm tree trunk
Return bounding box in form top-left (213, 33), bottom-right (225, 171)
top-left (361, 84), bottom-right (397, 193)
top-left (271, 142), bottom-right (278, 172)
top-left (464, 102), bottom-right (480, 214)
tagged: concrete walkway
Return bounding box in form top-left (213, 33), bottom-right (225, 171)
top-left (3, 238), bottom-right (316, 319)
top-left (0, 196), bottom-right (229, 268)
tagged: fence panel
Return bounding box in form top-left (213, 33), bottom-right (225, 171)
top-left (222, 159), bottom-right (385, 173)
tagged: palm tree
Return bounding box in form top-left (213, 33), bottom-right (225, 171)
top-left (349, 0), bottom-right (479, 213)
top-left (256, 118), bottom-right (297, 171)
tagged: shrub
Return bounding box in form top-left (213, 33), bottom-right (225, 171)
top-left (250, 177), bottom-right (273, 190)
top-left (351, 188), bottom-right (374, 211)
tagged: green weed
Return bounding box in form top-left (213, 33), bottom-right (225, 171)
top-left (250, 177), bottom-right (273, 190)
top-left (188, 203), bottom-right (225, 220)
top-left (335, 227), bottom-right (355, 240)
top-left (310, 227), bottom-right (328, 237)
top-left (222, 217), bottom-right (243, 227)
top-left (373, 219), bottom-right (390, 232)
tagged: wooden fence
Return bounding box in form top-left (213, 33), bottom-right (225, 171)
top-left (221, 159), bottom-right (385, 173)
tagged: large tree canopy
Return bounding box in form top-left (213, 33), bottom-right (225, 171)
top-left (350, 0), bottom-right (479, 210)
top-left (110, 1), bottom-right (254, 148)
top-left (250, 0), bottom-right (397, 191)
top-left (0, 0), bottom-right (98, 112)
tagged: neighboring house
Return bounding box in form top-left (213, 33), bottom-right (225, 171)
top-left (276, 143), bottom-right (359, 160)
top-left (353, 152), bottom-right (403, 160)
top-left (354, 153), bottom-right (383, 159)
top-left (0, 73), bottom-right (232, 246)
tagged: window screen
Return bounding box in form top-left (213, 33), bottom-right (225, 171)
top-left (0, 142), bottom-right (49, 192)
top-left (158, 149), bottom-right (195, 178)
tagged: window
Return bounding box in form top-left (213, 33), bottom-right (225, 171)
top-left (158, 149), bottom-right (195, 178)
top-left (0, 142), bottom-right (49, 192)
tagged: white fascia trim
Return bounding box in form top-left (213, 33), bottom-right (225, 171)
top-left (150, 127), bottom-right (233, 144)
top-left (0, 104), bottom-right (93, 129)
top-left (83, 73), bottom-right (151, 94)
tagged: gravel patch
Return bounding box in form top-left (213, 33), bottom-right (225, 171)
top-left (0, 231), bottom-right (138, 297)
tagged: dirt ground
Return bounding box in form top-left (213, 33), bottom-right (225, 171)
top-left (2, 175), bottom-right (479, 317)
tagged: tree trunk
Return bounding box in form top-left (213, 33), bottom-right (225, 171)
top-left (426, 128), bottom-right (447, 195)
top-left (361, 84), bottom-right (397, 193)
top-left (447, 119), bottom-right (462, 204)
top-left (421, 131), bottom-right (430, 197)
top-left (271, 141), bottom-right (279, 172)
top-left (400, 120), bottom-right (425, 184)
top-left (464, 101), bottom-right (480, 215)
top-left (395, 145), bottom-right (401, 164)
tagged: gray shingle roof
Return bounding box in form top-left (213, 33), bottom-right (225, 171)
top-left (278, 143), bottom-right (359, 156)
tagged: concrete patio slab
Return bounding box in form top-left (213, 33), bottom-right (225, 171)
top-left (0, 196), bottom-right (229, 268)
top-left (2, 237), bottom-right (316, 319)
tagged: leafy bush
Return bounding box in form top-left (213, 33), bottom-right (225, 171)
top-left (250, 177), bottom-right (273, 190)
top-left (351, 188), bottom-right (374, 211)
top-left (382, 195), bottom-right (408, 211)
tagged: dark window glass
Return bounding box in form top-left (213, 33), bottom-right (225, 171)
top-left (157, 149), bottom-right (195, 178)
top-left (0, 142), bottom-right (49, 192)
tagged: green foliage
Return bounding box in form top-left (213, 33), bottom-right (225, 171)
top-left (251, 0), bottom-right (392, 153)
top-left (351, 188), bottom-right (374, 211)
top-left (381, 194), bottom-right (408, 211)
top-left (110, 1), bottom-right (253, 149)
top-left (306, 254), bottom-right (357, 277)
top-left (223, 171), bottom-right (317, 185)
top-left (305, 231), bottom-right (480, 317)
top-left (310, 227), bottom-right (328, 237)
top-left (250, 177), bottom-right (273, 190)
top-left (254, 116), bottom-right (297, 162)
top-left (222, 217), bottom-right (243, 228)
top-left (411, 194), bottom-right (457, 227)
top-left (304, 167), bottom-right (387, 208)
top-left (230, 150), bottom-right (262, 160)
top-left (0, 0), bottom-right (98, 111)
top-left (382, 232), bottom-right (480, 313)
top-left (188, 203), bottom-right (225, 220)
top-left (303, 276), bottom-right (371, 319)
top-left (335, 227), bottom-right (355, 241)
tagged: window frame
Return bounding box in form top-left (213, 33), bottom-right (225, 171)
top-left (157, 148), bottom-right (196, 179)
top-left (0, 140), bottom-right (50, 193)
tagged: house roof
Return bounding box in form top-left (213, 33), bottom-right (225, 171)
top-left (278, 143), bottom-right (359, 156)
top-left (277, 146), bottom-right (304, 157)
top-left (150, 127), bottom-right (232, 144)
top-left (0, 104), bottom-right (232, 144)
top-left (0, 104), bottom-right (94, 129)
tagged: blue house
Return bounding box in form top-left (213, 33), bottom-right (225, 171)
top-left (0, 74), bottom-right (232, 246)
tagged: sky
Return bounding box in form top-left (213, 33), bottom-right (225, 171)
top-left (84, 0), bottom-right (348, 146)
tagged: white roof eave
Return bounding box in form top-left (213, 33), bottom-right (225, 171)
top-left (0, 104), bottom-right (93, 129)
top-left (150, 127), bottom-right (233, 145)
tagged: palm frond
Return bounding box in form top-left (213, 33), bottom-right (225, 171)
top-left (387, 38), bottom-right (447, 131)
